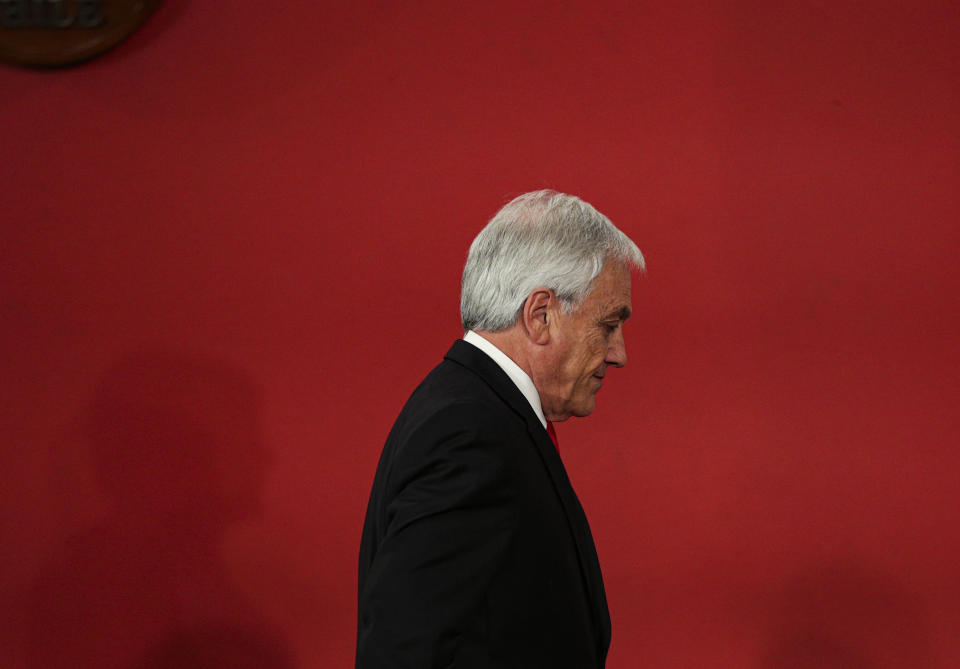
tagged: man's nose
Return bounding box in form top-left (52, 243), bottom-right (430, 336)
top-left (606, 329), bottom-right (627, 368)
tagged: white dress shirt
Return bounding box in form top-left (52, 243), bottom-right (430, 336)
top-left (462, 330), bottom-right (547, 428)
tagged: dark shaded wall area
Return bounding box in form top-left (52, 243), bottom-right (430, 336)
top-left (2, 2), bottom-right (958, 667)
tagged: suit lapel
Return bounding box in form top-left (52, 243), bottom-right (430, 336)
top-left (444, 340), bottom-right (612, 662)
top-left (524, 413), bottom-right (612, 663)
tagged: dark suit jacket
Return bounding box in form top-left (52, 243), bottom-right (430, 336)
top-left (357, 340), bottom-right (611, 669)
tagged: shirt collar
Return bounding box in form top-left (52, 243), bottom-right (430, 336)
top-left (462, 330), bottom-right (547, 428)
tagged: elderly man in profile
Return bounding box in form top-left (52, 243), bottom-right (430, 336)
top-left (357, 190), bottom-right (645, 669)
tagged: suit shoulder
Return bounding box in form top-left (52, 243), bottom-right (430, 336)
top-left (399, 358), bottom-right (522, 432)
top-left (376, 359), bottom-right (531, 480)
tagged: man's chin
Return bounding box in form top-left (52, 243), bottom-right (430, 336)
top-left (569, 399), bottom-right (596, 418)
top-left (547, 394), bottom-right (596, 421)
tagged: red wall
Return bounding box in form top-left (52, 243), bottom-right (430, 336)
top-left (2, 2), bottom-right (958, 667)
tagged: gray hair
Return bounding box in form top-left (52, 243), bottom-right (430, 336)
top-left (460, 190), bottom-right (645, 332)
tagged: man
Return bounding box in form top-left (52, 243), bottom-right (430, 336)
top-left (357, 190), bottom-right (645, 668)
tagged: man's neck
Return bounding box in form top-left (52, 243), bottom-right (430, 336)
top-left (466, 329), bottom-right (546, 428)
top-left (472, 327), bottom-right (534, 379)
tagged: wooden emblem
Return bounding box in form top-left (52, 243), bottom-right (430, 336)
top-left (0, 0), bottom-right (163, 68)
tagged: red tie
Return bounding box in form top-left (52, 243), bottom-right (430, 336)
top-left (546, 421), bottom-right (559, 450)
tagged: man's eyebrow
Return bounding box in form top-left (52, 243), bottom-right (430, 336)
top-left (601, 306), bottom-right (632, 321)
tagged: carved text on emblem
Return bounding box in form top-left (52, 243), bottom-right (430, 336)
top-left (1, 0), bottom-right (105, 29)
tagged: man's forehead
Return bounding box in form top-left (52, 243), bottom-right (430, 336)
top-left (581, 261), bottom-right (633, 316)
top-left (600, 276), bottom-right (632, 315)
top-left (591, 284), bottom-right (632, 317)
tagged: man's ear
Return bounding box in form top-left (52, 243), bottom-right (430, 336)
top-left (521, 288), bottom-right (554, 345)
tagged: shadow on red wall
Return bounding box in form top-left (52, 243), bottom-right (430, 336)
top-left (25, 351), bottom-right (295, 669)
top-left (761, 563), bottom-right (933, 669)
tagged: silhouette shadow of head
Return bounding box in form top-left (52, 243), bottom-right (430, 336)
top-left (28, 349), bottom-right (295, 669)
top-left (87, 349), bottom-right (268, 529)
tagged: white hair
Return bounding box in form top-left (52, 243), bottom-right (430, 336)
top-left (460, 190), bottom-right (645, 332)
